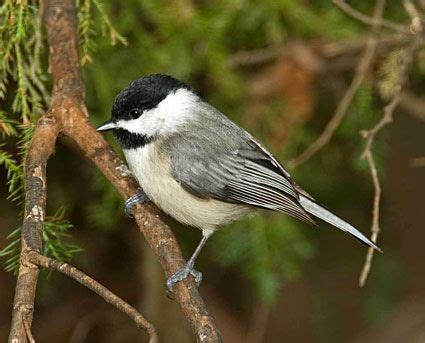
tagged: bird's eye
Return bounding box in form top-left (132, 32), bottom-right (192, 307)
top-left (129, 108), bottom-right (142, 119)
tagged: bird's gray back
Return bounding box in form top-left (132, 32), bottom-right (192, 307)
top-left (161, 102), bottom-right (314, 224)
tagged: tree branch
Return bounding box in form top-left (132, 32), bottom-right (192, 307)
top-left (290, 0), bottom-right (386, 168)
top-left (9, 116), bottom-right (60, 343)
top-left (359, 32), bottom-right (423, 287)
top-left (332, 0), bottom-right (410, 34)
top-left (26, 251), bottom-right (158, 342)
top-left (64, 116), bottom-right (222, 341)
top-left (402, 0), bottom-right (423, 33)
top-left (227, 33), bottom-right (409, 69)
top-left (9, 0), bottom-right (221, 342)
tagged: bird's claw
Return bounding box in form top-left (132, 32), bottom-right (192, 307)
top-left (166, 263), bottom-right (202, 295)
top-left (125, 191), bottom-right (148, 217)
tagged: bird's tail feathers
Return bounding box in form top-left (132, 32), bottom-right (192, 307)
top-left (299, 195), bottom-right (382, 252)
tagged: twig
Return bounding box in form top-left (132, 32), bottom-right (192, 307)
top-left (403, 0), bottom-right (423, 33)
top-left (27, 251), bottom-right (158, 342)
top-left (226, 34), bottom-right (408, 68)
top-left (321, 34), bottom-right (408, 59)
top-left (9, 0), bottom-right (221, 341)
top-left (359, 34), bottom-right (422, 287)
top-left (332, 0), bottom-right (410, 34)
top-left (290, 0), bottom-right (386, 168)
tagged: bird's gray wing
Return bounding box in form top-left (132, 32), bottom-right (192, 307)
top-left (248, 145), bottom-right (380, 250)
top-left (165, 126), bottom-right (314, 224)
top-left (162, 101), bottom-right (380, 250)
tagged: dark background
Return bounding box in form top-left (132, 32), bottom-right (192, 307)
top-left (1, 1), bottom-right (425, 342)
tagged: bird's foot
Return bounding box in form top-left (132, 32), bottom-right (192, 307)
top-left (166, 263), bottom-right (202, 295)
top-left (125, 191), bottom-right (149, 217)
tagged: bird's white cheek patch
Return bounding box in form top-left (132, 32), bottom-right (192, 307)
top-left (117, 112), bottom-right (160, 137)
top-left (116, 88), bottom-right (199, 136)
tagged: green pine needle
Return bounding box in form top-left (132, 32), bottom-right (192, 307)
top-left (76, 0), bottom-right (127, 65)
top-left (0, 208), bottom-right (82, 274)
top-left (1, 0), bottom-right (124, 276)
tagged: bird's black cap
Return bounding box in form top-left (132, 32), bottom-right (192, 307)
top-left (96, 74), bottom-right (194, 149)
top-left (111, 74), bottom-right (193, 122)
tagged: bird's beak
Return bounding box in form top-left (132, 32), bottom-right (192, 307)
top-left (96, 120), bottom-right (118, 132)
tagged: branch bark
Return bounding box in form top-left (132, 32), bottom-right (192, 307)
top-left (9, 0), bottom-right (221, 342)
top-left (9, 116), bottom-right (60, 343)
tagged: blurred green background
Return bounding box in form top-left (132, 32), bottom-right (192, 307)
top-left (1, 0), bottom-right (425, 342)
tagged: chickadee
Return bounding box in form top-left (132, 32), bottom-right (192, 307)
top-left (97, 74), bottom-right (380, 293)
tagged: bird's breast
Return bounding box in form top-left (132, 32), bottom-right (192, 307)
top-left (123, 144), bottom-right (249, 231)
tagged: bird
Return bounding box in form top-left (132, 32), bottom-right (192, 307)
top-left (96, 74), bottom-right (380, 293)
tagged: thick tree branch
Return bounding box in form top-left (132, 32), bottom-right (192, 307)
top-left (9, 117), bottom-right (60, 343)
top-left (9, 0), bottom-right (221, 341)
top-left (64, 117), bottom-right (222, 341)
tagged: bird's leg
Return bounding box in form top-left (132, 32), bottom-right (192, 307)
top-left (166, 232), bottom-right (211, 294)
top-left (125, 191), bottom-right (149, 217)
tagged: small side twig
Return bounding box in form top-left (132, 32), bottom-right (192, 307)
top-left (332, 0), bottom-right (410, 34)
top-left (290, 0), bottom-right (386, 168)
top-left (359, 34), bottom-right (422, 287)
top-left (26, 251), bottom-right (158, 342)
top-left (403, 0), bottom-right (423, 33)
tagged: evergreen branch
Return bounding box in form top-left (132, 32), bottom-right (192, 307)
top-left (0, 112), bottom-right (18, 137)
top-left (0, 227), bottom-right (21, 273)
top-left (77, 0), bottom-right (96, 64)
top-left (0, 207), bottom-right (81, 274)
top-left (0, 0), bottom-right (48, 123)
top-left (91, 0), bottom-right (128, 46)
top-left (6, 124), bottom-right (35, 205)
top-left (13, 43), bottom-right (31, 123)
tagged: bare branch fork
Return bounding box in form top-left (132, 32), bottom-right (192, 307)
top-left (332, 0), bottom-right (410, 34)
top-left (289, 0), bottom-right (423, 285)
top-left (359, 2), bottom-right (424, 286)
top-left (9, 0), bottom-right (221, 342)
top-left (289, 0), bottom-right (386, 168)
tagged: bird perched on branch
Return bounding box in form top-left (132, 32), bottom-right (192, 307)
top-left (97, 74), bottom-right (380, 293)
